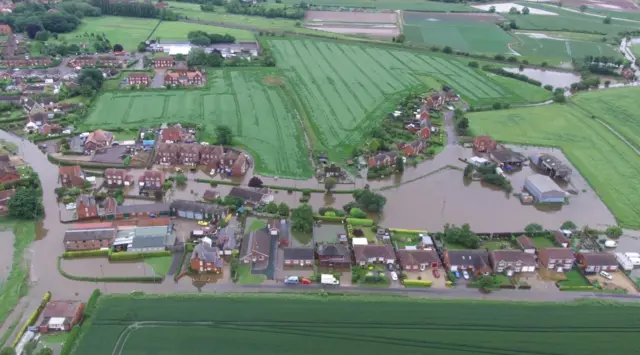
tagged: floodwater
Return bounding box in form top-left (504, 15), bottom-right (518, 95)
top-left (0, 231), bottom-right (14, 285)
top-left (503, 67), bottom-right (581, 88)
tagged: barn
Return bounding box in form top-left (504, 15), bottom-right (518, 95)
top-left (523, 175), bottom-right (565, 203)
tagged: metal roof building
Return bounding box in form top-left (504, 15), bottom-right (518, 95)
top-left (524, 174), bottom-right (566, 203)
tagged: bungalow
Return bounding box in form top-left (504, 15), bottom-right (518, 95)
top-left (63, 227), bottom-right (116, 251)
top-left (153, 56), bottom-right (174, 68)
top-left (552, 231), bottom-right (571, 248)
top-left (473, 136), bottom-right (497, 153)
top-left (59, 165), bottom-right (85, 188)
top-left (76, 195), bottom-right (98, 220)
top-left (538, 248), bottom-right (575, 273)
top-left (516, 235), bottom-right (536, 254)
top-left (489, 250), bottom-right (536, 274)
top-left (228, 187), bottom-right (270, 206)
top-left (368, 151), bottom-right (398, 168)
top-left (576, 252), bottom-right (619, 274)
top-left (396, 247), bottom-right (441, 271)
top-left (443, 250), bottom-right (491, 277)
top-left (352, 238), bottom-right (395, 265)
top-left (84, 130), bottom-right (114, 152)
top-left (190, 237), bottom-right (223, 273)
top-left (155, 143), bottom-right (180, 165)
top-left (402, 139), bottom-right (426, 157)
top-left (138, 170), bottom-right (164, 190)
top-left (127, 72), bottom-right (150, 86)
top-left (283, 247), bottom-right (314, 267)
top-left (317, 243), bottom-right (351, 267)
top-left (170, 200), bottom-right (224, 221)
top-left (239, 228), bottom-right (273, 270)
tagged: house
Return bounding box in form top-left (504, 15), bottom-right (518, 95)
top-left (108, 203), bottom-right (170, 219)
top-left (489, 250), bottom-right (536, 274)
top-left (552, 231), bottom-right (571, 248)
top-left (103, 197), bottom-right (117, 216)
top-left (443, 250), bottom-right (491, 276)
top-left (153, 56), bottom-right (174, 68)
top-left (402, 139), bottom-right (426, 157)
top-left (203, 189), bottom-right (219, 202)
top-left (396, 247), bottom-right (441, 271)
top-left (538, 248), bottom-right (575, 273)
top-left (423, 93), bottom-right (443, 110)
top-left (368, 151), bottom-right (398, 168)
top-left (170, 200), bottom-right (224, 221)
top-left (231, 153), bottom-right (249, 176)
top-left (576, 252), bottom-right (619, 274)
top-left (164, 70), bottom-right (205, 86)
top-left (473, 136), bottom-right (497, 153)
top-left (0, 189), bottom-right (15, 215)
top-left (38, 301), bottom-right (84, 333)
top-left (529, 153), bottom-right (572, 180)
top-left (524, 175), bottom-right (566, 204)
top-left (190, 237), bottom-right (223, 273)
top-left (317, 243), bottom-right (351, 267)
top-left (155, 143), bottom-right (180, 165)
top-left (138, 170), bottom-right (164, 190)
top-left (127, 72), bottom-right (150, 86)
top-left (200, 145), bottom-right (224, 167)
top-left (59, 166), bottom-right (85, 188)
top-left (76, 195), bottom-right (98, 220)
top-left (516, 235), bottom-right (536, 254)
top-left (160, 126), bottom-right (184, 143)
top-left (352, 239), bottom-right (395, 265)
top-left (84, 130), bottom-right (114, 152)
top-left (69, 55), bottom-right (96, 67)
top-left (239, 228), bottom-right (273, 269)
top-left (489, 145), bottom-right (526, 169)
top-left (283, 247), bottom-right (314, 267)
top-left (97, 56), bottom-right (118, 67)
top-left (63, 227), bottom-right (116, 251)
top-left (418, 127), bottom-right (431, 139)
top-left (104, 168), bottom-right (132, 188)
top-left (178, 143), bottom-right (201, 166)
top-left (228, 187), bottom-right (269, 206)
top-left (0, 155), bottom-right (20, 184)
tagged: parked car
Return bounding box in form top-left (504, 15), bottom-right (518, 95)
top-left (604, 240), bottom-right (618, 248)
top-left (432, 269), bottom-right (440, 278)
top-left (600, 271), bottom-right (613, 280)
top-left (300, 278), bottom-right (312, 285)
top-left (197, 221), bottom-right (209, 226)
top-left (284, 276), bottom-right (299, 284)
top-left (65, 203), bottom-right (76, 210)
top-left (454, 271), bottom-right (460, 279)
top-left (462, 270), bottom-right (470, 280)
top-left (390, 272), bottom-right (398, 281)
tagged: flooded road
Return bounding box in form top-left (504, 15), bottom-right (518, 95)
top-left (503, 67), bottom-right (581, 89)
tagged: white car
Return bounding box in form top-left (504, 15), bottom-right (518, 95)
top-left (65, 203), bottom-right (76, 210)
top-left (390, 272), bottom-right (398, 281)
top-left (599, 271), bottom-right (613, 280)
top-left (462, 270), bottom-right (470, 280)
top-left (604, 240), bottom-right (618, 248)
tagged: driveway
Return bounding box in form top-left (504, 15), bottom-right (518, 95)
top-left (151, 70), bottom-right (166, 88)
top-left (521, 272), bottom-right (558, 293)
top-left (408, 269), bottom-right (447, 289)
top-left (587, 273), bottom-right (638, 295)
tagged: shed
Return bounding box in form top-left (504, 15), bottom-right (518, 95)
top-left (516, 235), bottom-right (536, 254)
top-left (524, 175), bottom-right (565, 203)
top-left (529, 153), bottom-right (572, 179)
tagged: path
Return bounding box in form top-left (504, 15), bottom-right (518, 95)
top-left (596, 119), bottom-right (640, 155)
top-left (620, 37), bottom-right (639, 71)
top-left (443, 110), bottom-right (458, 146)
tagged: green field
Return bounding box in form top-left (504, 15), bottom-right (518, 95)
top-left (276, 0), bottom-right (475, 11)
top-left (72, 294), bottom-right (640, 355)
top-left (570, 6), bottom-right (640, 22)
top-left (403, 12), bottom-right (514, 54)
top-left (83, 69), bottom-right (311, 178)
top-left (468, 97), bottom-right (640, 228)
top-left (61, 16), bottom-right (159, 52)
top-left (270, 38), bottom-right (550, 160)
top-left (151, 21), bottom-right (256, 42)
top-left (512, 34), bottom-right (623, 63)
top-left (632, 43), bottom-right (640, 59)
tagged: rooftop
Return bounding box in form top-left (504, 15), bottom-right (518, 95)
top-left (525, 174), bottom-right (564, 194)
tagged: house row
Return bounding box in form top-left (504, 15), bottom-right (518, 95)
top-left (164, 70), bottom-right (205, 86)
top-left (0, 56), bottom-right (53, 67)
top-left (127, 72), bottom-right (151, 86)
top-left (156, 143), bottom-right (249, 176)
top-left (68, 55), bottom-right (127, 68)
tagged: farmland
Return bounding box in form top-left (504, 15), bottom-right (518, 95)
top-left (60, 16), bottom-right (159, 52)
top-left (467, 99), bottom-right (640, 229)
top-left (512, 33), bottom-right (623, 63)
top-left (269, 38), bottom-right (550, 161)
top-left (276, 0), bottom-right (476, 11)
top-left (151, 21), bottom-right (256, 42)
top-left (72, 294), bottom-right (640, 355)
top-left (83, 69), bottom-right (311, 178)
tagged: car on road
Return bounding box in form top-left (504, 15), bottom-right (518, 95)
top-left (284, 276), bottom-right (299, 284)
top-left (600, 271), bottom-right (613, 280)
top-left (454, 271), bottom-right (460, 279)
top-left (65, 203), bottom-right (76, 210)
top-left (197, 221), bottom-right (209, 226)
top-left (390, 272), bottom-right (398, 281)
top-left (300, 278), bottom-right (312, 285)
top-left (462, 270), bottom-right (470, 280)
top-left (432, 269), bottom-right (440, 278)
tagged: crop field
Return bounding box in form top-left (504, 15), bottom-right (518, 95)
top-left (151, 21), bottom-right (256, 42)
top-left (73, 294), bottom-right (640, 355)
top-left (632, 43), bottom-right (640, 59)
top-left (403, 12), bottom-right (514, 54)
top-left (513, 34), bottom-right (623, 62)
top-left (269, 38), bottom-right (549, 160)
top-left (83, 69), bottom-right (311, 178)
top-left (61, 16), bottom-right (159, 52)
top-left (468, 101), bottom-right (640, 229)
top-left (276, 0), bottom-right (476, 11)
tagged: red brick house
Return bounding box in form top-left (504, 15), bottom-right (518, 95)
top-left (368, 151), bottom-right (397, 168)
top-left (127, 72), bottom-right (150, 86)
top-left (489, 250), bottom-right (536, 274)
top-left (353, 244), bottom-right (396, 265)
top-left (190, 237), bottom-right (222, 273)
top-left (59, 166), bottom-right (85, 188)
top-left (160, 126), bottom-right (183, 143)
top-left (418, 127), bottom-right (431, 139)
top-left (402, 139), bottom-right (426, 157)
top-left (69, 56), bottom-right (96, 67)
top-left (38, 301), bottom-right (85, 333)
top-left (97, 56), bottom-right (118, 67)
top-left (473, 136), bottom-right (497, 153)
top-left (424, 93), bottom-right (443, 110)
top-left (104, 168), bottom-right (132, 187)
top-left (139, 170), bottom-right (164, 190)
top-left (231, 153), bottom-right (249, 176)
top-left (76, 196), bottom-right (98, 220)
top-left (156, 143), bottom-right (181, 165)
top-left (201, 145), bottom-right (224, 167)
top-left (63, 224), bottom-right (115, 251)
top-left (538, 248), bottom-right (575, 273)
top-left (576, 252), bottom-right (619, 274)
top-left (397, 247), bottom-right (440, 271)
top-left (164, 70), bottom-right (205, 86)
top-left (153, 56), bottom-right (174, 68)
top-left (84, 130), bottom-right (114, 152)
top-left (0, 155), bottom-right (20, 184)
top-left (443, 250), bottom-right (491, 277)
top-left (317, 243), bottom-right (351, 267)
top-left (283, 247), bottom-right (314, 267)
top-left (178, 144), bottom-right (201, 166)
top-left (1, 56), bottom-right (53, 67)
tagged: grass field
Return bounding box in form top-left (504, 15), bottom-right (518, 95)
top-left (468, 98), bottom-right (640, 228)
top-left (513, 34), bottom-right (623, 62)
top-left (61, 16), bottom-right (159, 52)
top-left (83, 68), bottom-right (311, 178)
top-left (275, 0), bottom-right (475, 11)
top-left (151, 21), bottom-right (256, 42)
top-left (145, 256), bottom-right (173, 277)
top-left (632, 43), bottom-right (640, 59)
top-left (72, 294), bottom-right (640, 355)
top-left (269, 38), bottom-right (550, 161)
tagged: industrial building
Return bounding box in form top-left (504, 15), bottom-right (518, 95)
top-left (523, 174), bottom-right (566, 203)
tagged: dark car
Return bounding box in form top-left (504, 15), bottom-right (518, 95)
top-left (432, 269), bottom-right (440, 278)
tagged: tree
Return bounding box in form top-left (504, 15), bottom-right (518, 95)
top-left (137, 42), bottom-right (147, 52)
top-left (174, 174), bottom-right (187, 187)
top-left (522, 6), bottom-right (530, 15)
top-left (443, 223), bottom-right (480, 249)
top-left (560, 221), bottom-right (577, 230)
top-left (509, 6), bottom-right (519, 14)
top-left (524, 223), bottom-right (544, 236)
top-left (324, 177), bottom-right (337, 192)
top-left (489, 6), bottom-right (496, 13)
top-left (277, 202), bottom-right (290, 217)
top-left (215, 125), bottom-right (233, 145)
top-left (78, 68), bottom-right (105, 91)
top-left (187, 47), bottom-right (207, 66)
top-left (265, 201), bottom-right (278, 214)
top-left (291, 204), bottom-right (314, 234)
top-left (579, 4), bottom-right (587, 12)
top-left (603, 16), bottom-right (612, 24)
top-left (343, 201), bottom-right (359, 212)
top-left (468, 61), bottom-right (479, 68)
top-left (190, 35), bottom-right (211, 46)
top-left (113, 43), bottom-right (124, 52)
top-left (353, 189), bottom-right (386, 213)
top-left (35, 30), bottom-right (50, 41)
top-left (605, 226), bottom-right (623, 239)
top-left (7, 188), bottom-right (43, 220)
top-left (443, 46), bottom-right (453, 54)
top-left (349, 208), bottom-right (367, 219)
top-left (477, 275), bottom-right (496, 292)
top-left (248, 176), bottom-right (263, 188)
top-left (174, 53), bottom-right (186, 61)
top-left (463, 164), bottom-right (474, 178)
top-left (206, 51), bottom-right (223, 67)
top-left (395, 156), bottom-right (404, 172)
top-left (26, 24), bottom-right (43, 39)
top-left (0, 348), bottom-right (16, 355)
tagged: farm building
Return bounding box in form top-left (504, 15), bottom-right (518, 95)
top-left (524, 175), bottom-right (566, 203)
top-left (63, 227), bottom-right (116, 251)
top-left (170, 200), bottom-right (224, 221)
top-left (529, 153), bottom-right (572, 180)
top-left (489, 145), bottom-right (526, 169)
top-left (112, 224), bottom-right (176, 253)
top-left (104, 203), bottom-right (170, 219)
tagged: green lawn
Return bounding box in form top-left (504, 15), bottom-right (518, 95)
top-left (236, 264), bottom-right (266, 285)
top-left (145, 256), bottom-right (173, 277)
top-left (512, 34), bottom-right (623, 63)
top-left (247, 219), bottom-right (267, 232)
top-left (60, 16), bottom-right (159, 52)
top-left (493, 274), bottom-right (512, 286)
top-left (529, 237), bottom-right (555, 249)
top-left (151, 21), bottom-right (256, 42)
top-left (633, 44), bottom-right (640, 60)
top-left (558, 269), bottom-right (592, 287)
top-left (291, 229), bottom-right (313, 245)
top-left (41, 331), bottom-right (70, 344)
top-left (483, 240), bottom-right (510, 250)
top-left (113, 130), bottom-right (140, 142)
top-left (468, 99), bottom-right (640, 229)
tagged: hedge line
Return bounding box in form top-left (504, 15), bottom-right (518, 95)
top-left (62, 289), bottom-right (101, 355)
top-left (388, 228), bottom-right (427, 234)
top-left (482, 65), bottom-right (542, 87)
top-left (403, 280), bottom-right (432, 287)
top-left (32, 133), bottom-right (71, 143)
top-left (558, 285), bottom-right (595, 291)
top-left (263, 185), bottom-right (324, 193)
top-left (110, 250), bottom-right (171, 261)
top-left (12, 291), bottom-right (51, 347)
top-left (47, 154), bottom-right (126, 169)
top-left (62, 249), bottom-right (109, 259)
top-left (346, 218), bottom-right (374, 227)
top-left (57, 257), bottom-right (164, 283)
top-left (314, 215), bottom-right (345, 223)
top-left (194, 178), bottom-right (240, 186)
top-left (61, 324), bottom-right (81, 355)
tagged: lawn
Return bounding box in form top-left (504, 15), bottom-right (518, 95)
top-left (633, 44), bottom-right (640, 60)
top-left (247, 219), bottom-right (267, 232)
top-left (145, 256), bottom-right (173, 277)
top-left (73, 294), bottom-right (640, 355)
top-left (60, 16), bottom-right (159, 52)
top-left (558, 269), bottom-right (592, 287)
top-left (236, 264), bottom-right (266, 285)
top-left (41, 331), bottom-right (69, 344)
top-left (468, 100), bottom-right (640, 229)
top-left (83, 68), bottom-right (312, 178)
top-left (529, 237), bottom-right (555, 249)
top-left (151, 21), bottom-right (256, 42)
top-left (113, 130), bottom-right (140, 142)
top-left (483, 240), bottom-right (510, 250)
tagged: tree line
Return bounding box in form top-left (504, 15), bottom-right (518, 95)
top-left (187, 30), bottom-right (235, 46)
top-left (0, 2), bottom-right (87, 37)
top-left (225, 1), bottom-right (305, 20)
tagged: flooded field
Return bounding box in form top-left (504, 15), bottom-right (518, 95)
top-left (61, 258), bottom-right (154, 278)
top-left (0, 231), bottom-right (14, 285)
top-left (503, 67), bottom-right (581, 88)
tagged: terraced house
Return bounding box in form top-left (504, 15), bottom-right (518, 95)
top-left (164, 70), bottom-right (205, 86)
top-left (127, 72), bottom-right (150, 86)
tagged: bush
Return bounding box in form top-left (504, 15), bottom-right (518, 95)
top-left (62, 249), bottom-right (109, 259)
top-left (314, 215), bottom-right (345, 223)
top-left (403, 280), bottom-right (433, 287)
top-left (325, 211), bottom-right (336, 217)
top-left (185, 243), bottom-right (195, 252)
top-left (334, 210), bottom-right (345, 217)
top-left (349, 207), bottom-right (367, 219)
top-left (109, 251), bottom-right (171, 261)
top-left (468, 61), bottom-right (479, 68)
top-left (346, 218), bottom-right (374, 226)
top-left (61, 325), bottom-right (81, 355)
top-left (194, 178), bottom-right (240, 186)
top-left (13, 291), bottom-right (51, 347)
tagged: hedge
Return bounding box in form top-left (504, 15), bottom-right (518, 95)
top-left (62, 249), bottom-right (109, 259)
top-left (85, 289), bottom-right (101, 318)
top-left (346, 218), bottom-right (374, 226)
top-left (403, 280), bottom-right (432, 287)
top-left (264, 184), bottom-right (324, 193)
top-left (61, 324), bottom-right (81, 355)
top-left (194, 178), bottom-right (240, 186)
top-left (185, 242), bottom-right (195, 252)
top-left (12, 291), bottom-right (51, 347)
top-left (58, 257), bottom-right (164, 283)
top-left (314, 215), bottom-right (345, 223)
top-left (109, 250), bottom-right (171, 261)
top-left (32, 133), bottom-right (72, 143)
top-left (389, 228), bottom-right (428, 234)
top-left (47, 154), bottom-right (126, 169)
top-left (482, 65), bottom-right (542, 87)
top-left (558, 285), bottom-right (595, 291)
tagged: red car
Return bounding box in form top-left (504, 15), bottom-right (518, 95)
top-left (301, 278), bottom-right (312, 285)
top-left (432, 269), bottom-right (440, 278)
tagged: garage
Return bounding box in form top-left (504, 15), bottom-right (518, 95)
top-left (170, 200), bottom-right (225, 221)
top-left (194, 212), bottom-right (203, 220)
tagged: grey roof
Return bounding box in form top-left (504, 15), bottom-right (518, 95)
top-left (491, 147), bottom-right (525, 163)
top-left (525, 175), bottom-right (563, 194)
top-left (283, 247), bottom-right (314, 260)
top-left (116, 203), bottom-right (170, 215)
top-left (64, 228), bottom-right (116, 242)
top-left (170, 200), bottom-right (224, 214)
top-left (317, 244), bottom-right (350, 257)
top-left (131, 235), bottom-right (166, 249)
top-left (76, 195), bottom-right (96, 206)
top-left (446, 250), bottom-right (490, 269)
top-left (218, 226), bottom-right (236, 250)
top-left (192, 242), bottom-right (222, 267)
top-left (228, 187), bottom-right (264, 203)
top-left (534, 153), bottom-right (571, 172)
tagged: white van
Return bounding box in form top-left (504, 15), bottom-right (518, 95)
top-left (599, 271), bottom-right (613, 280)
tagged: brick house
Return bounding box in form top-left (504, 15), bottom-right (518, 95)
top-left (138, 170), bottom-right (164, 190)
top-left (69, 56), bottom-right (96, 67)
top-left (38, 301), bottom-right (85, 333)
top-left (200, 145), bottom-right (224, 167)
top-left (0, 155), bottom-right (20, 184)
top-left (317, 243), bottom-right (351, 267)
top-left (368, 151), bottom-right (398, 168)
top-left (538, 248), bottom-right (575, 273)
top-left (231, 153), bottom-right (249, 176)
top-left (104, 168), bottom-right (132, 188)
top-left (156, 143), bottom-right (181, 165)
top-left (190, 237), bottom-right (222, 273)
top-left (424, 93), bottom-right (443, 110)
top-left (1, 56), bottom-right (53, 67)
top-left (353, 242), bottom-right (396, 266)
top-left (402, 139), bottom-right (426, 157)
top-left (59, 166), bottom-right (85, 188)
top-left (396, 247), bottom-right (441, 271)
top-left (164, 70), bottom-right (205, 86)
top-left (489, 250), bottom-right (536, 274)
top-left (418, 127), bottom-right (431, 139)
top-left (576, 252), bottom-right (619, 274)
top-left (84, 130), bottom-right (114, 152)
top-left (178, 144), bottom-right (201, 166)
top-left (160, 126), bottom-right (184, 143)
top-left (283, 247), bottom-right (314, 267)
top-left (153, 56), bottom-right (174, 68)
top-left (473, 136), bottom-right (497, 153)
top-left (63, 226), bottom-right (116, 251)
top-left (76, 195), bottom-right (98, 220)
top-left (97, 56), bottom-right (118, 67)
top-left (127, 72), bottom-right (150, 86)
top-left (443, 250), bottom-right (491, 277)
